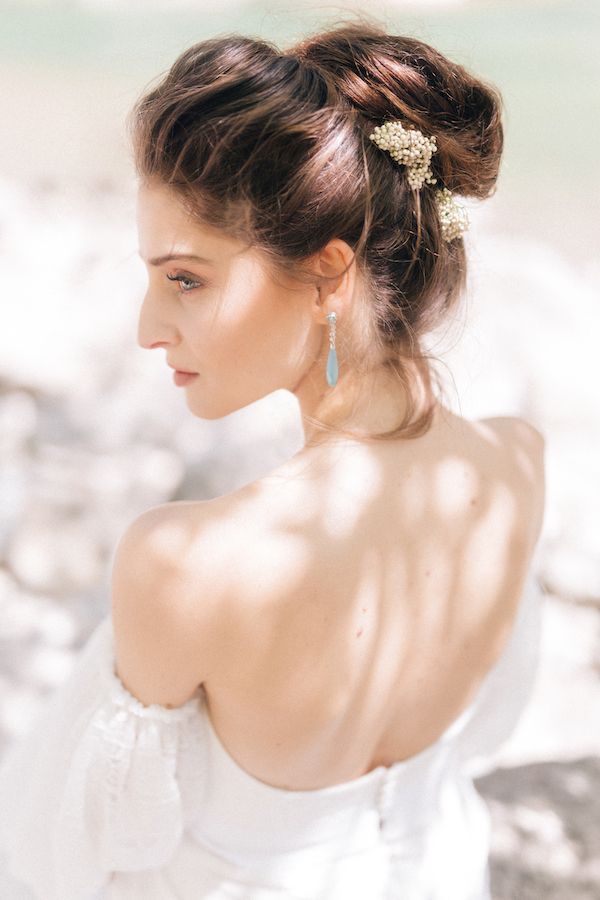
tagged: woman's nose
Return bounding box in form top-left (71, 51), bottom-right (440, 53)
top-left (137, 291), bottom-right (178, 350)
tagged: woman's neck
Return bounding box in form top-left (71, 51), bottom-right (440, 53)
top-left (296, 361), bottom-right (432, 449)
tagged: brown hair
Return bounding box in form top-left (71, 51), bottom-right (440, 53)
top-left (128, 17), bottom-right (504, 443)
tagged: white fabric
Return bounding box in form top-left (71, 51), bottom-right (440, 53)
top-left (0, 567), bottom-right (543, 899)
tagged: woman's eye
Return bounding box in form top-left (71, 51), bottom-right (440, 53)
top-left (166, 273), bottom-right (205, 293)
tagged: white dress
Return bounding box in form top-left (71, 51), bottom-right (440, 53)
top-left (0, 567), bottom-right (543, 900)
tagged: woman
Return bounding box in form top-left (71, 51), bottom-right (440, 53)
top-left (0, 19), bottom-right (546, 900)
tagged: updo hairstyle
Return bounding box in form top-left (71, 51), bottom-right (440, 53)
top-left (128, 19), bottom-right (504, 441)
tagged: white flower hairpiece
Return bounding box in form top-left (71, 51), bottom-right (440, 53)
top-left (434, 187), bottom-right (470, 242)
top-left (369, 120), bottom-right (438, 190)
top-left (368, 119), bottom-right (469, 242)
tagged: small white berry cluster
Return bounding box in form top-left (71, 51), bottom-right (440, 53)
top-left (369, 120), bottom-right (438, 190)
top-left (434, 187), bottom-right (470, 242)
top-left (368, 119), bottom-right (469, 242)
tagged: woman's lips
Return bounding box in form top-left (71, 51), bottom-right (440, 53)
top-left (173, 370), bottom-right (198, 387)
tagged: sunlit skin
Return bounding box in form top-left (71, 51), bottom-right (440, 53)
top-left (136, 178), bottom-right (413, 446)
top-left (129, 180), bottom-right (546, 791)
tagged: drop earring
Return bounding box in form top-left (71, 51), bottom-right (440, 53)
top-left (325, 312), bottom-right (338, 387)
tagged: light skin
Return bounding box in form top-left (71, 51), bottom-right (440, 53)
top-left (129, 179), bottom-right (547, 787)
top-left (136, 179), bottom-right (414, 448)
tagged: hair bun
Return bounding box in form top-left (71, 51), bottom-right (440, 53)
top-left (432, 78), bottom-right (504, 199)
top-left (291, 22), bottom-right (504, 200)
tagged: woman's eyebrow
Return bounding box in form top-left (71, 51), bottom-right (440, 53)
top-left (140, 252), bottom-right (214, 266)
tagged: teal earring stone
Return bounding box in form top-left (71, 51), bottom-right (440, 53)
top-left (325, 311), bottom-right (338, 387)
top-left (326, 346), bottom-right (338, 387)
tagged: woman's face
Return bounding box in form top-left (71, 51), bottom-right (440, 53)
top-left (136, 179), bottom-right (325, 419)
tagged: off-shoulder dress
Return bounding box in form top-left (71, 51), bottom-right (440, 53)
top-left (0, 565), bottom-right (544, 900)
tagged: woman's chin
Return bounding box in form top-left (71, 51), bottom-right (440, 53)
top-left (184, 393), bottom-right (235, 421)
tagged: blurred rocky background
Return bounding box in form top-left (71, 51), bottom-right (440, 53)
top-left (0, 1), bottom-right (598, 897)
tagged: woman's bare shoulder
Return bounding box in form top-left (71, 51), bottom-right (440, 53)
top-left (474, 414), bottom-right (546, 540)
top-left (476, 414), bottom-right (546, 449)
top-left (475, 415), bottom-right (546, 483)
top-left (133, 492), bottom-right (281, 598)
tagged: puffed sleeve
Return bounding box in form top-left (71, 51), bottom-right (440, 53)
top-left (0, 614), bottom-right (207, 900)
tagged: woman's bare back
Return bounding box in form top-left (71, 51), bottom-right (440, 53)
top-left (172, 405), bottom-right (545, 791)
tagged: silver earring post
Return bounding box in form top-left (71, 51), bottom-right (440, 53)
top-left (325, 312), bottom-right (338, 387)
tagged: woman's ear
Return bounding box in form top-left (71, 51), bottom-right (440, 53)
top-left (311, 238), bottom-right (357, 323)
